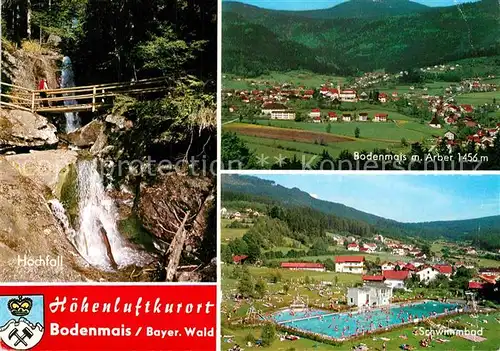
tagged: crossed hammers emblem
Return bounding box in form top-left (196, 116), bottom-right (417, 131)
top-left (8, 327), bottom-right (33, 347)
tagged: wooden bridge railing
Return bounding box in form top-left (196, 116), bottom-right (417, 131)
top-left (0, 77), bottom-right (170, 113)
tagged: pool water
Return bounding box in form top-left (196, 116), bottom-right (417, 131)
top-left (273, 301), bottom-right (459, 339)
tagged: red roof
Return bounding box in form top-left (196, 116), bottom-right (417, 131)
top-left (379, 93), bottom-right (388, 98)
top-left (232, 255), bottom-right (248, 263)
top-left (311, 108), bottom-right (320, 112)
top-left (404, 263), bottom-right (416, 271)
top-left (328, 112), bottom-right (337, 117)
top-left (468, 282), bottom-right (485, 289)
top-left (347, 243), bottom-right (359, 248)
top-left (479, 274), bottom-right (498, 284)
top-left (329, 88), bottom-right (339, 94)
top-left (383, 270), bottom-right (409, 280)
top-left (335, 256), bottom-right (364, 263)
top-left (360, 247), bottom-right (369, 252)
top-left (376, 113), bottom-right (388, 118)
top-left (363, 275), bottom-right (385, 282)
top-left (281, 262), bottom-right (325, 269)
top-left (434, 264), bottom-right (453, 274)
top-left (304, 90), bottom-right (314, 95)
top-left (342, 90), bottom-right (356, 94)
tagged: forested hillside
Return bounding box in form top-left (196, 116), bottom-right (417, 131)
top-left (222, 175), bottom-right (500, 250)
top-left (222, 0), bottom-right (500, 76)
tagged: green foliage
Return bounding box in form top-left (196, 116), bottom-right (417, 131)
top-left (221, 132), bottom-right (256, 169)
top-left (237, 273), bottom-right (255, 297)
top-left (254, 278), bottom-right (267, 298)
top-left (260, 323), bottom-right (277, 347)
top-left (223, 0), bottom-right (499, 75)
top-left (136, 26), bottom-right (208, 78)
top-left (354, 127), bottom-right (360, 138)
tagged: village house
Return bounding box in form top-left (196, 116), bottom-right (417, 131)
top-left (392, 247), bottom-right (406, 256)
top-left (378, 93), bottom-right (388, 103)
top-left (340, 89), bottom-right (358, 102)
top-left (313, 116), bottom-right (322, 123)
top-left (332, 235), bottom-right (344, 246)
top-left (230, 212), bottom-right (242, 220)
top-left (271, 110), bottom-right (296, 120)
top-left (466, 247), bottom-right (477, 255)
top-left (444, 131), bottom-right (456, 140)
top-left (434, 264), bottom-right (453, 278)
top-left (347, 243), bottom-right (359, 251)
top-left (381, 262), bottom-right (396, 271)
top-left (363, 243), bottom-right (377, 253)
top-left (363, 275), bottom-right (385, 283)
top-left (335, 256), bottom-right (365, 274)
top-left (310, 108), bottom-right (321, 118)
top-left (328, 112), bottom-right (338, 121)
top-left (347, 283), bottom-right (393, 308)
top-left (303, 89), bottom-right (314, 99)
top-left (429, 115), bottom-right (442, 129)
top-left (261, 102), bottom-right (287, 115)
top-left (415, 266), bottom-right (440, 283)
top-left (392, 92), bottom-right (399, 100)
top-left (374, 234), bottom-right (385, 243)
top-left (342, 113), bottom-right (352, 122)
top-left (280, 262), bottom-right (326, 272)
top-left (358, 113), bottom-right (369, 122)
top-left (359, 92), bottom-right (369, 101)
top-left (373, 113), bottom-right (388, 122)
top-left (383, 270), bottom-right (410, 289)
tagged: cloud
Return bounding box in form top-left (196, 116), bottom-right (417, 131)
top-left (310, 193), bottom-right (319, 199)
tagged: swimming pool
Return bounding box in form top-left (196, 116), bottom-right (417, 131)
top-left (272, 301), bottom-right (460, 339)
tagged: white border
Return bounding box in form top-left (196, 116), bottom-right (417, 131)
top-left (216, 0), bottom-right (223, 349)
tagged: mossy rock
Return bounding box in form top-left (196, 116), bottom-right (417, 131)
top-left (118, 214), bottom-right (156, 253)
top-left (58, 163), bottom-right (79, 228)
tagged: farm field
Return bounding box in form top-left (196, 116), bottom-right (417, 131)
top-left (455, 91), bottom-right (499, 105)
top-left (221, 219), bottom-right (251, 242)
top-left (222, 71), bottom-right (347, 90)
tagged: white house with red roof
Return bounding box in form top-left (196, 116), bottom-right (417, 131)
top-left (310, 108), bottom-right (321, 118)
top-left (335, 256), bottom-right (365, 274)
top-left (280, 262), bottom-right (326, 272)
top-left (383, 270), bottom-right (410, 289)
top-left (415, 266), bottom-right (440, 283)
top-left (261, 102), bottom-right (287, 115)
top-left (433, 264), bottom-right (453, 278)
top-left (460, 104), bottom-right (474, 114)
top-left (378, 93), bottom-right (388, 103)
top-left (313, 116), bottom-right (322, 123)
top-left (347, 243), bottom-right (359, 251)
top-left (374, 113), bottom-right (388, 122)
top-left (363, 243), bottom-right (377, 253)
top-left (339, 89), bottom-right (358, 102)
top-left (328, 112), bottom-right (338, 121)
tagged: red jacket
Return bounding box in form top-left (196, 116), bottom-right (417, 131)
top-left (38, 79), bottom-right (48, 90)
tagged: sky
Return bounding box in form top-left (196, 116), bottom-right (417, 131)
top-left (251, 174), bottom-right (500, 223)
top-left (223, 0), bottom-right (480, 11)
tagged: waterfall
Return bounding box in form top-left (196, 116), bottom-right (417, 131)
top-left (49, 160), bottom-right (149, 271)
top-left (61, 56), bottom-right (81, 133)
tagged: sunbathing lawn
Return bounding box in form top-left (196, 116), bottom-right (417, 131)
top-left (222, 312), bottom-right (500, 351)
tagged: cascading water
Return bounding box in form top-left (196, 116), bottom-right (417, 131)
top-left (61, 56), bottom-right (81, 132)
top-left (49, 159), bottom-right (149, 271)
top-left (75, 159), bottom-right (147, 270)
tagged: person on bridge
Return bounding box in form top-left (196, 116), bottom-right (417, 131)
top-left (38, 78), bottom-right (49, 107)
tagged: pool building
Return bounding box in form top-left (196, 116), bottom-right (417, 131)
top-left (347, 283), bottom-right (393, 308)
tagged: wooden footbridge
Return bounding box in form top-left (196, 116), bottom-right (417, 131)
top-left (0, 77), bottom-right (170, 113)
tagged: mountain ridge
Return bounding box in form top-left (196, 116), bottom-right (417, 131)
top-left (222, 0), bottom-right (499, 75)
top-left (223, 0), bottom-right (431, 20)
top-left (222, 175), bottom-right (500, 249)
